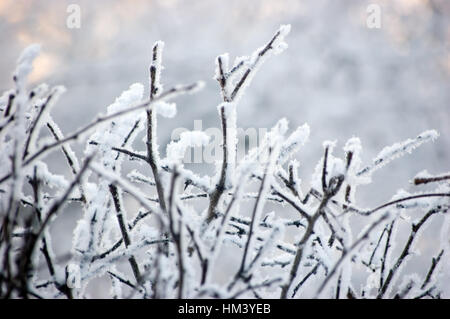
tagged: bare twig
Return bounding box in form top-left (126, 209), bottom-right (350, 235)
top-left (421, 249), bottom-right (444, 290)
top-left (109, 184), bottom-right (141, 283)
top-left (377, 208), bottom-right (444, 298)
top-left (147, 41), bottom-right (167, 212)
top-left (414, 174), bottom-right (450, 185)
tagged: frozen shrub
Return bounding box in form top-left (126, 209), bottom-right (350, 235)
top-left (0, 26), bottom-right (448, 299)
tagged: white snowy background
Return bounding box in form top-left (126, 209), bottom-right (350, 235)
top-left (1, 0), bottom-right (449, 297)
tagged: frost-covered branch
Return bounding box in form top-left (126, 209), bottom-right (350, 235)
top-left (147, 41), bottom-right (167, 212)
top-left (1, 27), bottom-right (449, 300)
top-left (377, 207), bottom-right (447, 298)
top-left (207, 25), bottom-right (291, 222)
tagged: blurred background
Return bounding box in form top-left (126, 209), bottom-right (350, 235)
top-left (0, 0), bottom-right (449, 297)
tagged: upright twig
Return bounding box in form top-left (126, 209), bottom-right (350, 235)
top-left (147, 41), bottom-right (167, 212)
top-left (207, 25), bottom-right (290, 222)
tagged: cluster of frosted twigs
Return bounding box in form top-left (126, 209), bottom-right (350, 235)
top-left (0, 26), bottom-right (449, 299)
